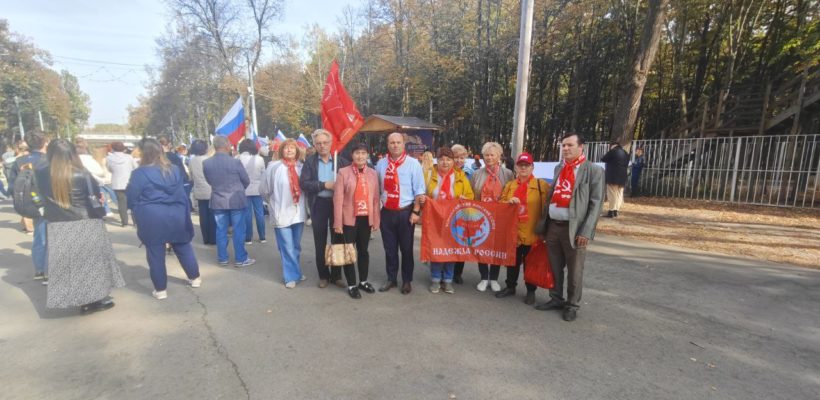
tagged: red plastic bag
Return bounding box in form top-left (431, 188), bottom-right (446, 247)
top-left (524, 241), bottom-right (554, 289)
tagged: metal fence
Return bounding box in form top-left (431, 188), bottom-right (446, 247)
top-left (582, 134), bottom-right (820, 208)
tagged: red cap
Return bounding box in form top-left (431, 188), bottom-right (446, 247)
top-left (516, 152), bottom-right (534, 165)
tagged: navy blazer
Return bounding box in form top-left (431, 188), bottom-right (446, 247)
top-left (126, 165), bottom-right (194, 245)
top-left (203, 152), bottom-right (250, 210)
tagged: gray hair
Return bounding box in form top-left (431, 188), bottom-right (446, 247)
top-left (451, 144), bottom-right (467, 155)
top-left (212, 135), bottom-right (231, 150)
top-left (311, 129), bottom-right (332, 142)
top-left (481, 142), bottom-right (503, 156)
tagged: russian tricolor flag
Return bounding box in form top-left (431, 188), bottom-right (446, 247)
top-left (273, 129), bottom-right (287, 143)
top-left (215, 97), bottom-right (246, 146)
top-left (297, 133), bottom-right (312, 149)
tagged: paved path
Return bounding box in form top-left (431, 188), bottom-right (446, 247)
top-left (1, 203), bottom-right (818, 400)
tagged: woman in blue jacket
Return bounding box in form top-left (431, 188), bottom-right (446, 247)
top-left (127, 138), bottom-right (201, 300)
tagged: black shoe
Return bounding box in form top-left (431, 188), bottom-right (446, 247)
top-left (81, 299), bottom-right (115, 315)
top-left (606, 210), bottom-right (615, 218)
top-left (524, 291), bottom-right (536, 305)
top-left (495, 287), bottom-right (516, 298)
top-left (453, 276), bottom-right (464, 284)
top-left (379, 281), bottom-right (397, 292)
top-left (562, 307), bottom-right (578, 322)
top-left (348, 287), bottom-right (362, 299)
top-left (401, 282), bottom-right (412, 294)
top-left (358, 282), bottom-right (376, 293)
top-left (535, 298), bottom-right (565, 311)
top-left (614, 210), bottom-right (619, 217)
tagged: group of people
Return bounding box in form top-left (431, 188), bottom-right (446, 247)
top-left (14, 128), bottom-right (605, 322)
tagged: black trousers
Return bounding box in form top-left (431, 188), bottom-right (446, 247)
top-left (453, 262), bottom-right (465, 278)
top-left (115, 190), bottom-right (129, 226)
top-left (338, 216), bottom-right (371, 286)
top-left (380, 207), bottom-right (415, 283)
top-left (478, 263), bottom-right (500, 280)
top-left (197, 199), bottom-right (217, 245)
top-left (503, 245), bottom-right (536, 292)
top-left (312, 197), bottom-right (340, 281)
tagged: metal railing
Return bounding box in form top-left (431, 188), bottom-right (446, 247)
top-left (582, 134), bottom-right (820, 208)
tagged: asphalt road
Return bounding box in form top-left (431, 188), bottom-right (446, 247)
top-left (1, 203), bottom-right (818, 400)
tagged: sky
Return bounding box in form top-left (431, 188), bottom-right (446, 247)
top-left (1, 0), bottom-right (356, 126)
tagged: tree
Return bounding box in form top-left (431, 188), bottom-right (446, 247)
top-left (610, 0), bottom-right (670, 147)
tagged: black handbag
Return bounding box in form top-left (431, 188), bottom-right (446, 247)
top-left (84, 173), bottom-right (106, 219)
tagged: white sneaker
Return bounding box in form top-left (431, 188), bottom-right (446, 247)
top-left (489, 280), bottom-right (501, 292)
top-left (476, 280), bottom-right (489, 292)
top-left (235, 258), bottom-right (256, 267)
top-left (300, 275), bottom-right (307, 281)
top-left (259, 239), bottom-right (267, 244)
top-left (152, 290), bottom-right (168, 300)
top-left (285, 281), bottom-right (296, 289)
top-left (189, 277), bottom-right (202, 288)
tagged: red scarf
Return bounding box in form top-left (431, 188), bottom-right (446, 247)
top-left (383, 152), bottom-right (407, 210)
top-left (437, 169), bottom-right (454, 200)
top-left (514, 175), bottom-right (532, 222)
top-left (551, 154), bottom-right (586, 208)
top-left (480, 164), bottom-right (503, 202)
top-left (353, 166), bottom-right (370, 216)
top-left (284, 159), bottom-right (301, 203)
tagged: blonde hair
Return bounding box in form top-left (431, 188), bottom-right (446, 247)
top-left (421, 151), bottom-right (435, 170)
top-left (481, 142), bottom-right (503, 156)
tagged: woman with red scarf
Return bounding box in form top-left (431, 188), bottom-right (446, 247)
top-left (333, 143), bottom-right (381, 299)
top-left (260, 139), bottom-right (307, 289)
top-left (496, 152), bottom-right (550, 305)
top-left (468, 142), bottom-right (514, 292)
top-left (423, 146), bottom-right (474, 294)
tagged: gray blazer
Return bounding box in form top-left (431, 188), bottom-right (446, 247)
top-left (203, 152), bottom-right (250, 210)
top-left (543, 161), bottom-right (605, 248)
top-left (469, 165), bottom-right (515, 200)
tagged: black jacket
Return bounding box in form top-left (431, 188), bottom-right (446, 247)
top-left (601, 145), bottom-right (629, 186)
top-left (36, 167), bottom-right (105, 222)
top-left (299, 153), bottom-right (350, 212)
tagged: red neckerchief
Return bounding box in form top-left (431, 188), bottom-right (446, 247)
top-left (514, 175), bottom-right (532, 222)
top-left (284, 159), bottom-right (301, 203)
top-left (383, 152), bottom-right (407, 209)
top-left (353, 166), bottom-right (369, 216)
top-left (480, 164), bottom-right (503, 202)
top-left (437, 168), bottom-right (454, 200)
top-left (551, 154), bottom-right (586, 208)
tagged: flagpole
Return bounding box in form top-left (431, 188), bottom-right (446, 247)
top-left (334, 150), bottom-right (338, 174)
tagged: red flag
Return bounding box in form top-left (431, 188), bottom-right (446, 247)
top-left (321, 60), bottom-right (364, 154)
top-left (421, 199), bottom-right (518, 265)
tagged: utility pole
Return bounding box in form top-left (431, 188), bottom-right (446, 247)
top-left (38, 110), bottom-right (45, 131)
top-left (14, 95), bottom-right (25, 141)
top-left (511, 0), bottom-right (535, 158)
top-left (247, 61), bottom-right (259, 139)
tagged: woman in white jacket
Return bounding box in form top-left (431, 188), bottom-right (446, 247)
top-left (189, 140), bottom-right (215, 245)
top-left (238, 139), bottom-right (266, 244)
top-left (106, 141), bottom-right (137, 227)
top-left (260, 139), bottom-right (306, 288)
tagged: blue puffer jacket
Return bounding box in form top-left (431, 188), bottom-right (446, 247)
top-left (126, 165), bottom-right (194, 245)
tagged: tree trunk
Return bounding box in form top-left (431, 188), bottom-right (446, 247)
top-left (610, 0), bottom-right (669, 147)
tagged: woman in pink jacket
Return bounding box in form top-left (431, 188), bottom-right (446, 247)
top-left (333, 142), bottom-right (381, 299)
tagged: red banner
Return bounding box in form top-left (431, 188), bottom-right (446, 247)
top-left (421, 199), bottom-right (518, 265)
top-left (321, 60), bottom-right (364, 154)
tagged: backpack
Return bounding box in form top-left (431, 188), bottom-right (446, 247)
top-left (13, 163), bottom-right (44, 218)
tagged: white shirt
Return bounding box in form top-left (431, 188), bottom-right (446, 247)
top-left (260, 160), bottom-right (307, 228)
top-left (238, 153), bottom-right (265, 196)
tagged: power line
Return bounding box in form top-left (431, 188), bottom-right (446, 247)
top-left (52, 54), bottom-right (151, 67)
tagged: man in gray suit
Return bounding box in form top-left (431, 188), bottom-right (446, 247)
top-left (535, 132), bottom-right (604, 321)
top-left (204, 136), bottom-right (253, 267)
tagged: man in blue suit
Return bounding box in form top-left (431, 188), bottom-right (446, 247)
top-left (203, 136), bottom-right (253, 267)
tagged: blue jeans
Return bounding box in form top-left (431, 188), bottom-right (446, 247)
top-left (214, 209), bottom-right (248, 263)
top-left (100, 185), bottom-right (116, 214)
top-left (430, 262), bottom-right (454, 283)
top-left (146, 242), bottom-right (200, 291)
top-left (274, 223), bottom-right (304, 284)
top-left (244, 195), bottom-right (266, 242)
top-left (33, 218), bottom-right (48, 275)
